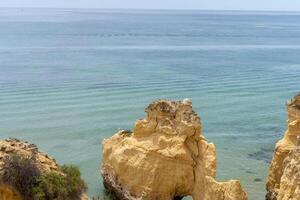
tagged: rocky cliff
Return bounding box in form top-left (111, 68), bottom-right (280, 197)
top-left (0, 139), bottom-right (89, 200)
top-left (101, 99), bottom-right (247, 200)
top-left (266, 93), bottom-right (300, 200)
top-left (0, 139), bottom-right (58, 200)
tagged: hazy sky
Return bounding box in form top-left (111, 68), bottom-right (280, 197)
top-left (1, 0), bottom-right (300, 11)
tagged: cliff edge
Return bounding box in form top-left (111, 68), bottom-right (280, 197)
top-left (0, 139), bottom-right (89, 200)
top-left (101, 99), bottom-right (247, 200)
top-left (266, 93), bottom-right (300, 200)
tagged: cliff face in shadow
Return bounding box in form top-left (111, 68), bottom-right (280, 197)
top-left (101, 99), bottom-right (247, 200)
top-left (266, 93), bottom-right (300, 200)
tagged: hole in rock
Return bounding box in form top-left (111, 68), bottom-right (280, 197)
top-left (175, 195), bottom-right (193, 200)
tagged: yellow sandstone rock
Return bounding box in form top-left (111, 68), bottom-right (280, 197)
top-left (101, 99), bottom-right (247, 200)
top-left (0, 185), bottom-right (21, 200)
top-left (276, 147), bottom-right (300, 200)
top-left (0, 139), bottom-right (59, 174)
top-left (266, 93), bottom-right (300, 200)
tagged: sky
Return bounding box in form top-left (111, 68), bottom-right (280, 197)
top-left (0, 0), bottom-right (300, 11)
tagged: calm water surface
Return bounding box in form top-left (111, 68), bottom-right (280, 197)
top-left (1, 8), bottom-right (300, 200)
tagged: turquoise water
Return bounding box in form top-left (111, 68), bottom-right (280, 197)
top-left (1, 8), bottom-right (300, 200)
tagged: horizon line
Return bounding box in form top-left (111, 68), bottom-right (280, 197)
top-left (1, 6), bottom-right (300, 13)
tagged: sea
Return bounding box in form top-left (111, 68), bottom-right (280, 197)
top-left (1, 8), bottom-right (300, 200)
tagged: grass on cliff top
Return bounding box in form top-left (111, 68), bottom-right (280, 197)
top-left (1, 154), bottom-right (87, 200)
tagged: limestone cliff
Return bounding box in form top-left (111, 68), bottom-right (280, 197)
top-left (0, 139), bottom-right (89, 200)
top-left (266, 93), bottom-right (300, 200)
top-left (101, 99), bottom-right (247, 200)
top-left (275, 147), bottom-right (300, 200)
top-left (0, 139), bottom-right (59, 174)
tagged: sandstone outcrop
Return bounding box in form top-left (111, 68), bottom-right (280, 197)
top-left (266, 93), bottom-right (300, 200)
top-left (0, 139), bottom-right (59, 174)
top-left (101, 99), bottom-right (247, 200)
top-left (0, 185), bottom-right (22, 200)
top-left (275, 147), bottom-right (300, 200)
top-left (0, 139), bottom-right (89, 200)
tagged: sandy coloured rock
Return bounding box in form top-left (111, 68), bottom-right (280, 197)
top-left (266, 93), bottom-right (300, 200)
top-left (0, 185), bottom-right (22, 200)
top-left (101, 99), bottom-right (247, 200)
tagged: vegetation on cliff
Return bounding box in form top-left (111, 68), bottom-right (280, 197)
top-left (2, 155), bottom-right (40, 199)
top-left (1, 154), bottom-right (86, 200)
top-left (0, 139), bottom-right (88, 200)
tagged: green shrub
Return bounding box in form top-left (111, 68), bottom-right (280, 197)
top-left (61, 165), bottom-right (87, 197)
top-left (1, 155), bottom-right (87, 200)
top-left (1, 154), bottom-right (40, 200)
top-left (32, 165), bottom-right (87, 200)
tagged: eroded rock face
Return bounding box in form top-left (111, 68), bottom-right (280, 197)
top-left (0, 139), bottom-right (59, 175)
top-left (276, 147), bottom-right (300, 200)
top-left (266, 93), bottom-right (300, 200)
top-left (101, 99), bottom-right (247, 200)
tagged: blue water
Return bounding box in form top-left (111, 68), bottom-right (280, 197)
top-left (1, 8), bottom-right (300, 200)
